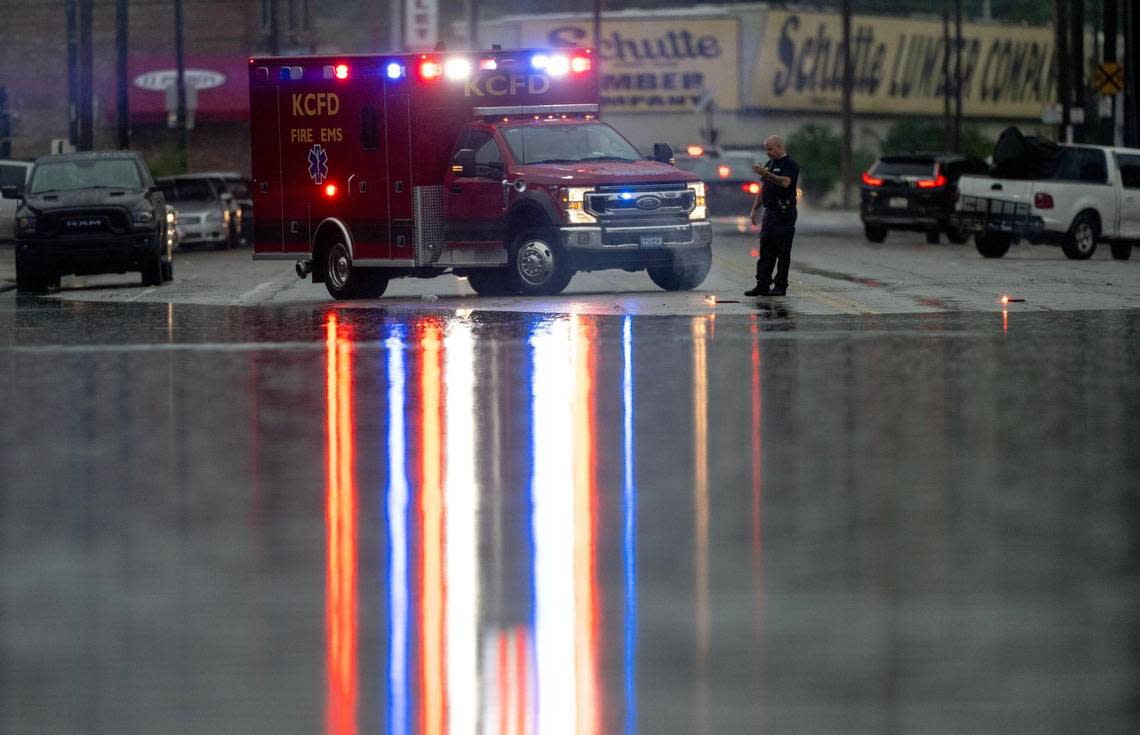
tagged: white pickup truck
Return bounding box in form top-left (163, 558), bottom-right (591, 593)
top-left (953, 144), bottom-right (1140, 260)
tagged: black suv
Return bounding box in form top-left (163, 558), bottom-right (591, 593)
top-left (2, 151), bottom-right (173, 292)
top-left (860, 154), bottom-right (988, 244)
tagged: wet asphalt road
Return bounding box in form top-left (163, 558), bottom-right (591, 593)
top-left (2, 217), bottom-right (1139, 734)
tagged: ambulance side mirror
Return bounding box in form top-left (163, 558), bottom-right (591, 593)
top-left (652, 143), bottom-right (675, 166)
top-left (1, 186), bottom-right (21, 199)
top-left (451, 149), bottom-right (476, 178)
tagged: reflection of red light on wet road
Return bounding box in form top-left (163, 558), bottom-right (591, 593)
top-left (573, 317), bottom-right (600, 735)
top-left (420, 323), bottom-right (447, 735)
top-left (325, 315), bottom-right (358, 735)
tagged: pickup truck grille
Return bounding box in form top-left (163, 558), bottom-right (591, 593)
top-left (39, 208), bottom-right (131, 237)
top-left (586, 182), bottom-right (694, 221)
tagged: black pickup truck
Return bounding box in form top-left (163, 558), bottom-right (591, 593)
top-left (2, 151), bottom-right (173, 293)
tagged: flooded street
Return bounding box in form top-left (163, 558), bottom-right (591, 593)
top-left (2, 299), bottom-right (1138, 734)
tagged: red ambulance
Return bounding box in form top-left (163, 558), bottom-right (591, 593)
top-left (248, 49), bottom-right (712, 299)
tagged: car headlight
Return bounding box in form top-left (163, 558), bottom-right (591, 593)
top-left (132, 208), bottom-right (155, 225)
top-left (16, 214), bottom-right (36, 232)
top-left (165, 208), bottom-right (177, 225)
top-left (561, 187), bottom-right (596, 224)
top-left (687, 182), bottom-right (707, 220)
top-left (206, 210), bottom-right (224, 222)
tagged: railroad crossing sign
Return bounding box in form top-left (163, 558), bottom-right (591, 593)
top-left (1093, 62), bottom-right (1124, 96)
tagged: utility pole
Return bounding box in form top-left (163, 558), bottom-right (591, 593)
top-left (942, 0), bottom-right (952, 151)
top-left (78, 0), bottom-right (93, 150)
top-left (1127, 0), bottom-right (1139, 146)
top-left (954, 0), bottom-right (963, 152)
top-left (840, 0), bottom-right (853, 208)
top-left (1071, 0), bottom-right (1086, 142)
top-left (116, 0), bottom-right (130, 150)
top-left (1101, 0), bottom-right (1117, 145)
top-left (174, 0), bottom-right (189, 172)
top-left (66, 0), bottom-right (79, 147)
top-left (466, 0), bottom-right (479, 49)
top-left (269, 0), bottom-right (281, 55)
top-left (1055, 0), bottom-right (1071, 142)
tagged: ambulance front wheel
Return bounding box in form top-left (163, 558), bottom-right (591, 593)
top-left (323, 241), bottom-right (388, 300)
top-left (508, 228), bottom-right (573, 296)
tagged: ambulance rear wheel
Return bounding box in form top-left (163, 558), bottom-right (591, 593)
top-left (508, 228), bottom-right (573, 296)
top-left (323, 241), bottom-right (388, 300)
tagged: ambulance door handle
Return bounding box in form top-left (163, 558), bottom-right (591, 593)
top-left (502, 179), bottom-right (510, 208)
top-left (347, 174), bottom-right (355, 198)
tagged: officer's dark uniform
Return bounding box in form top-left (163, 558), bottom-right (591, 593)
top-left (754, 154), bottom-right (800, 295)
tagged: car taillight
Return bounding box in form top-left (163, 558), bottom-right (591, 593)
top-left (1034, 192), bottom-right (1054, 209)
top-left (687, 145), bottom-right (704, 157)
top-left (718, 165), bottom-right (731, 179)
top-left (862, 171), bottom-right (883, 187)
top-left (916, 174), bottom-right (947, 188)
top-left (742, 182), bottom-right (761, 195)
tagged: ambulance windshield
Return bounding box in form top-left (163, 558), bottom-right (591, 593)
top-left (500, 122), bottom-right (642, 165)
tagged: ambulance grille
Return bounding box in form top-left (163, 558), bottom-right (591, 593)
top-left (414, 185), bottom-right (445, 265)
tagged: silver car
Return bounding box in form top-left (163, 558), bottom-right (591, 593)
top-left (156, 175), bottom-right (237, 249)
top-left (0, 159), bottom-right (33, 241)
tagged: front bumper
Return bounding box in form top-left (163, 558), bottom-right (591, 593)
top-left (559, 220), bottom-right (712, 268)
top-left (16, 233), bottom-right (160, 276)
top-left (177, 224), bottom-right (228, 245)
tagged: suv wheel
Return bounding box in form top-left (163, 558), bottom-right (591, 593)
top-left (647, 246), bottom-right (712, 291)
top-left (976, 232), bottom-right (1012, 258)
top-left (1062, 213), bottom-right (1098, 260)
top-left (864, 224), bottom-right (888, 243)
top-left (15, 262), bottom-right (51, 293)
top-left (141, 249), bottom-right (164, 286)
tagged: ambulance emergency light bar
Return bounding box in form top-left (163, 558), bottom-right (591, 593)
top-left (474, 104), bottom-right (599, 117)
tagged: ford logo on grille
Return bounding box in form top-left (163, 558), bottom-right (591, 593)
top-left (66, 218), bottom-right (102, 228)
top-left (635, 196), bottom-right (661, 211)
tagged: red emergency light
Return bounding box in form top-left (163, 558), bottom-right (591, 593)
top-left (324, 183), bottom-right (338, 197)
top-left (570, 56), bottom-right (591, 73)
top-left (420, 59), bottom-right (442, 80)
top-left (742, 182), bottom-right (761, 195)
top-left (334, 64), bottom-right (349, 80)
top-left (862, 171), bottom-right (883, 187)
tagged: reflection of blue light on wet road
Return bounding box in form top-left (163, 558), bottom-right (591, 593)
top-left (622, 316), bottom-right (637, 735)
top-left (385, 326), bottom-right (409, 735)
top-left (530, 318), bottom-right (577, 735)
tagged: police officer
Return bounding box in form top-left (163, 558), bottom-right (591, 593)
top-left (745, 136), bottom-right (800, 297)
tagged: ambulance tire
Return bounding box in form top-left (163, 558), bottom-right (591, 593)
top-left (647, 246), bottom-right (712, 291)
top-left (467, 268), bottom-right (516, 296)
top-left (508, 228), bottom-right (573, 296)
top-left (323, 241), bottom-right (388, 300)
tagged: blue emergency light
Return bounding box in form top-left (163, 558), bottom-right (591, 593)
top-left (386, 62), bottom-right (405, 80)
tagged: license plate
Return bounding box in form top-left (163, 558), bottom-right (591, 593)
top-left (889, 197), bottom-right (908, 209)
top-left (639, 235), bottom-right (664, 248)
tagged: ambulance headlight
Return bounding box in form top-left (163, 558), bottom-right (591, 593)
top-left (687, 182), bottom-right (706, 220)
top-left (561, 186), bottom-right (595, 224)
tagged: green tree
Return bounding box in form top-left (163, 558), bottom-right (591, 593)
top-left (882, 119), bottom-right (993, 159)
top-left (786, 123), bottom-right (875, 205)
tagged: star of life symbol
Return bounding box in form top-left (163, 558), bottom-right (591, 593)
top-left (308, 144), bottom-right (329, 185)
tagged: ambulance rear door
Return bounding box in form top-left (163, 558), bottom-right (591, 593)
top-left (250, 84), bottom-right (284, 254)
